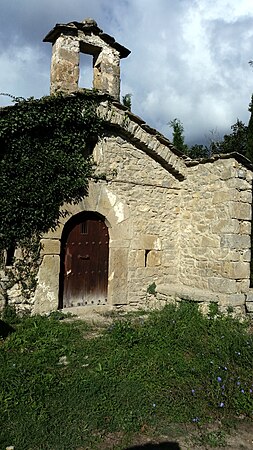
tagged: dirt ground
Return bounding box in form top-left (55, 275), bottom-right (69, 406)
top-left (95, 420), bottom-right (253, 449)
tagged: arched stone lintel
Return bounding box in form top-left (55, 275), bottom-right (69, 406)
top-left (34, 183), bottom-right (131, 312)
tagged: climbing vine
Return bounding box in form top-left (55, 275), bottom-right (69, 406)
top-left (0, 91), bottom-right (105, 251)
top-left (0, 91), bottom-right (106, 299)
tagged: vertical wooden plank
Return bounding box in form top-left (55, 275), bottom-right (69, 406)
top-left (62, 214), bottom-right (109, 307)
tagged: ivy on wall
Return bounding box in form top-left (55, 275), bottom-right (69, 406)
top-left (0, 91), bottom-right (105, 252)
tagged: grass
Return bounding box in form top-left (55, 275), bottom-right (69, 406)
top-left (0, 301), bottom-right (252, 449)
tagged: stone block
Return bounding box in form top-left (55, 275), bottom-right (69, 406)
top-left (136, 250), bottom-right (145, 267)
top-left (110, 218), bottom-right (133, 241)
top-left (208, 277), bottom-right (237, 294)
top-left (240, 191), bottom-right (252, 203)
top-left (212, 219), bottom-right (239, 234)
top-left (219, 293), bottom-right (246, 306)
top-left (41, 239), bottom-right (60, 255)
top-left (146, 250), bottom-right (161, 267)
top-left (157, 283), bottom-right (220, 303)
top-left (58, 47), bottom-right (79, 63)
top-left (236, 279), bottom-right (250, 292)
top-left (33, 255), bottom-right (60, 314)
top-left (212, 190), bottom-right (238, 204)
top-left (246, 291), bottom-right (253, 302)
top-left (239, 221), bottom-right (251, 235)
top-left (223, 249), bottom-right (240, 262)
top-left (220, 167), bottom-right (236, 180)
top-left (205, 209), bottom-right (216, 219)
top-left (227, 178), bottom-right (251, 190)
top-left (106, 200), bottom-right (130, 225)
top-left (201, 236), bottom-right (220, 248)
top-left (222, 262), bottom-right (250, 279)
top-left (107, 248), bottom-right (128, 305)
top-left (43, 224), bottom-right (64, 239)
top-left (237, 169), bottom-right (247, 179)
top-left (131, 235), bottom-right (162, 250)
top-left (128, 250), bottom-right (145, 268)
top-left (220, 235), bottom-right (250, 249)
top-left (229, 202), bottom-right (252, 220)
top-left (109, 239), bottom-right (130, 249)
top-left (246, 302), bottom-right (253, 312)
top-left (243, 250), bottom-right (251, 262)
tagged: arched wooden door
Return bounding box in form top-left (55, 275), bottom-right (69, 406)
top-left (60, 213), bottom-right (109, 308)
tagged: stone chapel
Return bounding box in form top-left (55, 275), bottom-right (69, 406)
top-left (3, 18), bottom-right (253, 316)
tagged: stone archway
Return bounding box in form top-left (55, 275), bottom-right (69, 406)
top-left (33, 183), bottom-right (131, 314)
top-left (59, 211), bottom-right (109, 308)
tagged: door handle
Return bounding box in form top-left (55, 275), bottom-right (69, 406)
top-left (79, 255), bottom-right (90, 260)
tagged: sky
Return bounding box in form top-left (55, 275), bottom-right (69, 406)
top-left (0, 0), bottom-right (253, 146)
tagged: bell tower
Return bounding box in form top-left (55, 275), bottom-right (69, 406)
top-left (43, 18), bottom-right (131, 100)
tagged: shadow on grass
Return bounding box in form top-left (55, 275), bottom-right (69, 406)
top-left (0, 319), bottom-right (15, 339)
top-left (125, 442), bottom-right (180, 449)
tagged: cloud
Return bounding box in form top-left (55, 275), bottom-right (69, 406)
top-left (1, 0), bottom-right (253, 145)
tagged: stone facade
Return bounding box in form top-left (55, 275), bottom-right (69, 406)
top-left (30, 100), bottom-right (253, 316)
top-left (2, 19), bottom-right (253, 316)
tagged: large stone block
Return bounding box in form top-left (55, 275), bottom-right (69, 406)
top-left (33, 255), bottom-right (60, 314)
top-left (208, 277), bottom-right (237, 294)
top-left (220, 235), bottom-right (251, 249)
top-left (108, 248), bottom-right (128, 305)
top-left (227, 178), bottom-right (251, 190)
top-left (110, 239), bottom-right (130, 249)
top-left (242, 250), bottom-right (251, 262)
top-left (219, 293), bottom-right (246, 306)
top-left (246, 302), bottom-right (253, 312)
top-left (212, 219), bottom-right (239, 234)
top-left (201, 236), bottom-right (220, 248)
top-left (128, 250), bottom-right (145, 268)
top-left (229, 202), bottom-right (252, 220)
top-left (222, 261), bottom-right (250, 279)
top-left (109, 219), bottom-right (133, 241)
top-left (236, 279), bottom-right (250, 293)
top-left (212, 190), bottom-right (238, 204)
top-left (131, 235), bottom-right (162, 250)
top-left (146, 250), bottom-right (161, 267)
top-left (240, 191), bottom-right (252, 203)
top-left (41, 239), bottom-right (60, 255)
top-left (246, 291), bottom-right (253, 302)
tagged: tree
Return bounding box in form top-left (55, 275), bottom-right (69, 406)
top-left (211, 119), bottom-right (248, 157)
top-left (186, 144), bottom-right (209, 159)
top-left (246, 94), bottom-right (253, 162)
top-left (169, 118), bottom-right (210, 158)
top-left (169, 118), bottom-right (188, 153)
top-left (122, 93), bottom-right (132, 111)
top-left (170, 117), bottom-right (249, 161)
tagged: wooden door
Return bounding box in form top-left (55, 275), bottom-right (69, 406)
top-left (62, 213), bottom-right (109, 307)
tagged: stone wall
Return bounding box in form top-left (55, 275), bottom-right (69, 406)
top-left (168, 157), bottom-right (253, 314)
top-left (33, 132), bottom-right (182, 313)
top-left (2, 100), bottom-right (253, 316)
top-left (93, 135), bottom-right (182, 306)
top-left (32, 128), bottom-right (253, 315)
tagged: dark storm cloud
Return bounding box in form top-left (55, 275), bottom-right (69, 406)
top-left (0, 0), bottom-right (253, 145)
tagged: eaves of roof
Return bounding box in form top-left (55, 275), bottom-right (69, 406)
top-left (185, 152), bottom-right (253, 172)
top-left (43, 21), bottom-right (131, 59)
top-left (97, 99), bottom-right (187, 181)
